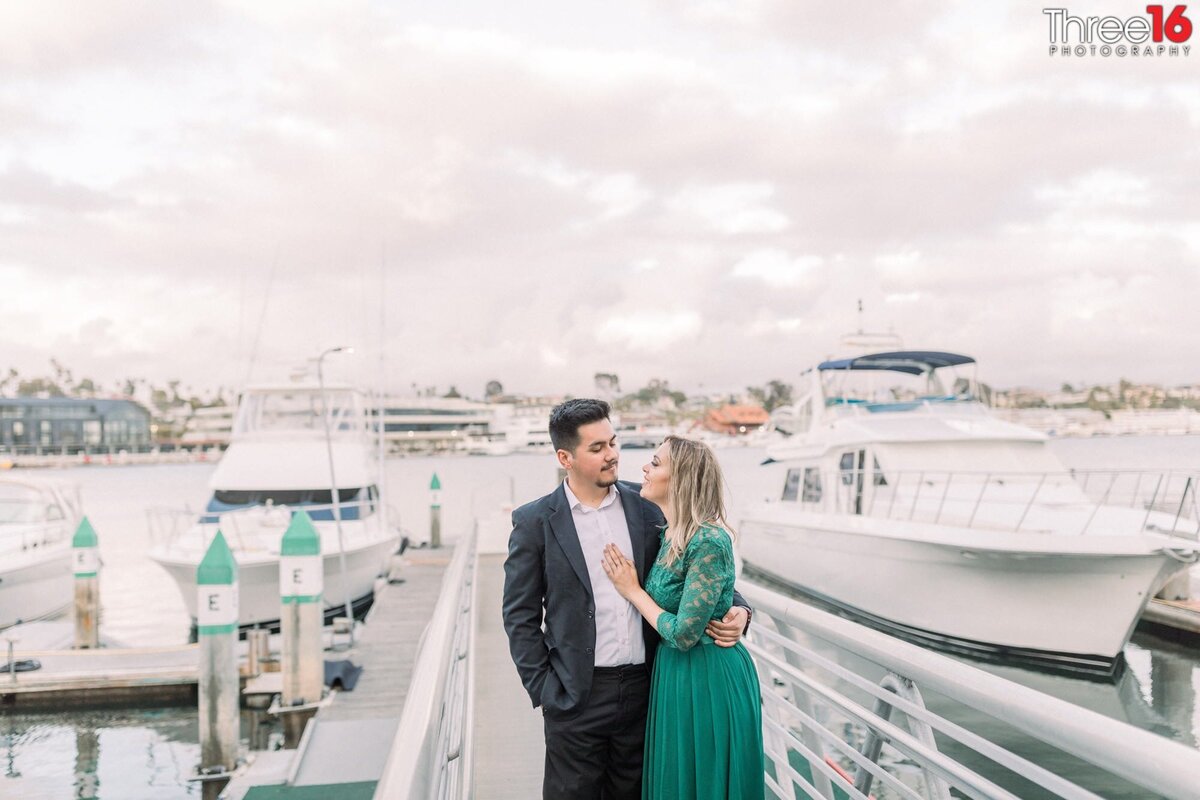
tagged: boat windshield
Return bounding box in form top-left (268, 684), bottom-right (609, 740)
top-left (201, 485), bottom-right (377, 523)
top-left (822, 365), bottom-right (977, 410)
top-left (0, 484), bottom-right (57, 525)
top-left (234, 389), bottom-right (363, 437)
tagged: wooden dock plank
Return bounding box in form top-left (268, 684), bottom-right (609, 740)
top-left (315, 550), bottom-right (451, 723)
top-left (471, 553), bottom-right (544, 800)
top-left (0, 642), bottom-right (201, 708)
top-left (1142, 597), bottom-right (1200, 635)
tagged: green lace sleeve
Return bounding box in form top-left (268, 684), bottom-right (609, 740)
top-left (655, 530), bottom-right (733, 651)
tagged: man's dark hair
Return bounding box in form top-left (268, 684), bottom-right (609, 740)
top-left (548, 398), bottom-right (611, 453)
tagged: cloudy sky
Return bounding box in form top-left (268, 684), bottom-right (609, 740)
top-left (2, 1), bottom-right (1198, 398)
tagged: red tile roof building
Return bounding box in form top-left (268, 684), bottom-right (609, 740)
top-left (700, 404), bottom-right (769, 435)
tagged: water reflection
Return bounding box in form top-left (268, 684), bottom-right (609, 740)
top-left (1139, 631), bottom-right (1198, 748)
top-left (74, 727), bottom-right (99, 798)
top-left (0, 708), bottom-right (275, 799)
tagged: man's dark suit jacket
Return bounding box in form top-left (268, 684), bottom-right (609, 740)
top-left (502, 479), bottom-right (747, 717)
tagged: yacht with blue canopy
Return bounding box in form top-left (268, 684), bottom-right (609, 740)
top-left (741, 347), bottom-right (1198, 676)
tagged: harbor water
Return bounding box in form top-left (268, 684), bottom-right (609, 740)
top-left (1, 435), bottom-right (1198, 798)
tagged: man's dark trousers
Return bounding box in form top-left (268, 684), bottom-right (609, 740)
top-left (542, 664), bottom-right (649, 800)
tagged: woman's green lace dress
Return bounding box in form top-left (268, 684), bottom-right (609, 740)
top-left (642, 525), bottom-right (764, 799)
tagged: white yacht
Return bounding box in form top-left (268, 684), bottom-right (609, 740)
top-left (468, 406), bottom-right (555, 455)
top-left (0, 477), bottom-right (83, 628)
top-left (149, 384), bottom-right (401, 630)
top-left (180, 405), bottom-right (235, 447)
top-left (739, 350), bottom-right (1199, 676)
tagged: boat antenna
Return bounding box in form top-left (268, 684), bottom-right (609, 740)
top-left (244, 246), bottom-right (280, 386)
top-left (857, 298), bottom-right (864, 334)
top-left (317, 346), bottom-right (356, 641)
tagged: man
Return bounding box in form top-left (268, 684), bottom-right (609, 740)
top-left (502, 398), bottom-right (751, 800)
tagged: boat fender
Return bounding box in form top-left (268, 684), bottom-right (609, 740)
top-left (824, 756), bottom-right (874, 799)
top-left (1163, 547), bottom-right (1199, 564)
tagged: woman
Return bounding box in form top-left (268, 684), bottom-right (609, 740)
top-left (601, 435), bottom-right (764, 799)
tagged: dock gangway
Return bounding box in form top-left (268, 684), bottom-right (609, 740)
top-left (376, 519), bottom-right (1200, 800)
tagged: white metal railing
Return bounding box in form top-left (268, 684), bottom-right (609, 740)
top-left (741, 579), bottom-right (1200, 800)
top-left (779, 467), bottom-right (1200, 538)
top-left (374, 527), bottom-right (477, 799)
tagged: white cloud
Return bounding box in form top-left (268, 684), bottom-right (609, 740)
top-left (586, 173), bottom-right (652, 220)
top-left (598, 311), bottom-right (702, 352)
top-left (668, 182), bottom-right (790, 235)
top-left (731, 249), bottom-right (821, 287)
top-left (874, 251), bottom-right (921, 273)
top-left (1035, 170), bottom-right (1152, 209)
top-left (539, 345), bottom-right (568, 368)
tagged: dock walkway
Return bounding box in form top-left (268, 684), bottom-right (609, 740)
top-left (470, 553), bottom-right (543, 799)
top-left (221, 549), bottom-right (452, 800)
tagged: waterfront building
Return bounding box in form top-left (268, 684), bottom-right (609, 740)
top-left (373, 396), bottom-right (496, 452)
top-left (180, 405), bottom-right (235, 447)
top-left (0, 397), bottom-right (152, 452)
top-left (701, 403), bottom-right (769, 435)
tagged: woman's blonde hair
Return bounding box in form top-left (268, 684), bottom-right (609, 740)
top-left (660, 435), bottom-right (735, 566)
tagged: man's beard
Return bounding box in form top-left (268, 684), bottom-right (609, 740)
top-left (596, 468), bottom-right (618, 488)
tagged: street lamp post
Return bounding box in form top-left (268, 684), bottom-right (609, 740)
top-left (316, 346), bottom-right (355, 642)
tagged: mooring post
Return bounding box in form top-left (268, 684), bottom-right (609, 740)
top-left (4, 637), bottom-right (16, 684)
top-left (72, 517), bottom-right (100, 649)
top-left (430, 472), bottom-right (442, 548)
top-left (280, 510), bottom-right (324, 744)
top-left (197, 531), bottom-right (240, 777)
top-left (246, 629), bottom-right (269, 677)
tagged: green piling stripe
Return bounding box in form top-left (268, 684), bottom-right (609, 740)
top-left (198, 623), bottom-right (237, 636)
top-left (282, 594), bottom-right (323, 604)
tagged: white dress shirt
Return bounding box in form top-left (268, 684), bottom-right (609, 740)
top-left (563, 481), bottom-right (646, 667)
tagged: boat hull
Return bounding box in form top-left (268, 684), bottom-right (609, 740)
top-left (154, 535), bottom-right (398, 628)
top-left (0, 545), bottom-right (73, 629)
top-left (739, 513), bottom-right (1186, 673)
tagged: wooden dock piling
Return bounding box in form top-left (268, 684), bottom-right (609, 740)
top-left (72, 517), bottom-right (100, 649)
top-left (280, 511), bottom-right (324, 744)
top-left (196, 531), bottom-right (240, 779)
top-left (430, 472), bottom-right (442, 547)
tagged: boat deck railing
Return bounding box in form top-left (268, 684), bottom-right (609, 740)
top-left (823, 395), bottom-right (983, 416)
top-left (146, 499), bottom-right (386, 553)
top-left (779, 467), bottom-right (1200, 539)
top-left (377, 525), bottom-right (1200, 799)
top-left (0, 521), bottom-right (72, 555)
